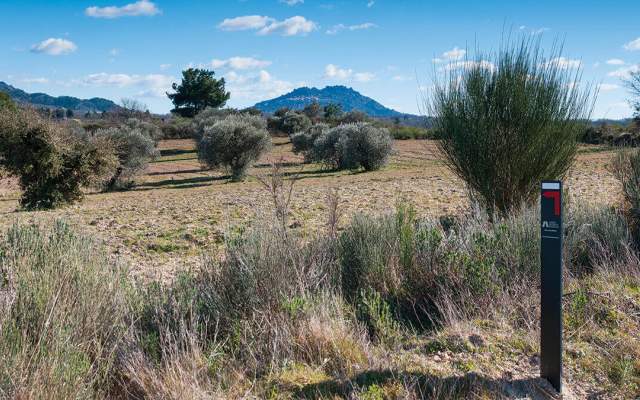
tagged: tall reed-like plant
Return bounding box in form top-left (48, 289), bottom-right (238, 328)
top-left (428, 36), bottom-right (595, 216)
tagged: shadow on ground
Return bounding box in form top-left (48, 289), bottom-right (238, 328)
top-left (286, 369), bottom-right (561, 400)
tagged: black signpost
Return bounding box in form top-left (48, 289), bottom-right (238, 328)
top-left (540, 181), bottom-right (563, 393)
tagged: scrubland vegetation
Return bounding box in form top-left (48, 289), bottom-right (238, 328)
top-left (1, 37), bottom-right (640, 399)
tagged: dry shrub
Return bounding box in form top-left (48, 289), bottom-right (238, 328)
top-left (0, 221), bottom-right (130, 398)
top-left (292, 294), bottom-right (370, 376)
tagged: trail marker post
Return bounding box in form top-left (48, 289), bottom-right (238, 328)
top-left (540, 180), bottom-right (563, 393)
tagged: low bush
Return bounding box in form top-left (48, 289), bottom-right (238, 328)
top-left (281, 111), bottom-right (312, 135)
top-left (96, 126), bottom-right (159, 190)
top-left (197, 114), bottom-right (271, 181)
top-left (0, 109), bottom-right (117, 209)
top-left (291, 123), bottom-right (329, 162)
top-left (390, 125), bottom-right (432, 140)
top-left (125, 118), bottom-right (163, 142)
top-left (311, 123), bottom-right (393, 171)
top-left (160, 116), bottom-right (197, 139)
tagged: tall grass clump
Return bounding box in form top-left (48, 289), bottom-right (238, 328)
top-left (197, 114), bottom-right (271, 181)
top-left (0, 221), bottom-right (130, 398)
top-left (428, 36), bottom-right (595, 216)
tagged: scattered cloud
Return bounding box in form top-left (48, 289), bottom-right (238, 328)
top-left (326, 22), bottom-right (376, 34)
top-left (79, 72), bottom-right (174, 97)
top-left (433, 47), bottom-right (466, 63)
top-left (159, 64), bottom-right (171, 70)
top-left (623, 37), bottom-right (640, 51)
top-left (598, 83), bottom-right (620, 92)
top-left (324, 64), bottom-right (353, 79)
top-left (606, 58), bottom-right (625, 66)
top-left (21, 77), bottom-right (49, 84)
top-left (354, 72), bottom-right (375, 82)
top-left (223, 69), bottom-right (294, 102)
top-left (367, 1), bottom-right (375, 7)
top-left (218, 15), bottom-right (272, 31)
top-left (608, 64), bottom-right (640, 78)
top-left (324, 64), bottom-right (375, 82)
top-left (109, 48), bottom-right (119, 56)
top-left (211, 56), bottom-right (272, 70)
top-left (85, 0), bottom-right (160, 18)
top-left (218, 15), bottom-right (317, 36)
top-left (30, 38), bottom-right (77, 56)
top-left (543, 57), bottom-right (582, 69)
top-left (280, 0), bottom-right (303, 5)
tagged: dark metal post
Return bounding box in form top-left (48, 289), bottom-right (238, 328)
top-left (540, 180), bottom-right (563, 393)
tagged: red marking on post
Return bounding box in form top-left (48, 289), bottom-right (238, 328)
top-left (542, 191), bottom-right (560, 216)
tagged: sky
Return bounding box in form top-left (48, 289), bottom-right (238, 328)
top-left (0, 0), bottom-right (639, 119)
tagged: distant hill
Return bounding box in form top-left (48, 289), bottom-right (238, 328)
top-left (0, 81), bottom-right (118, 113)
top-left (254, 85), bottom-right (406, 118)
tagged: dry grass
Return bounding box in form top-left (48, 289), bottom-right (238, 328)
top-left (0, 138), bottom-right (620, 282)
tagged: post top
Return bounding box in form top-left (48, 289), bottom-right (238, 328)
top-left (542, 182), bottom-right (561, 190)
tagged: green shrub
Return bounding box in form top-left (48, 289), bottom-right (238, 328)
top-left (0, 221), bottom-right (130, 397)
top-left (428, 37), bottom-right (594, 216)
top-left (311, 123), bottom-right (393, 171)
top-left (160, 116), bottom-right (198, 139)
top-left (290, 123), bottom-right (329, 162)
top-left (96, 126), bottom-right (159, 190)
top-left (125, 118), bottom-right (163, 142)
top-left (197, 114), bottom-right (271, 181)
top-left (340, 110), bottom-right (369, 124)
top-left (0, 92), bottom-right (16, 112)
top-left (336, 123), bottom-right (393, 171)
top-left (390, 125), bottom-right (432, 140)
top-left (281, 111), bottom-right (312, 135)
top-left (0, 109), bottom-right (117, 209)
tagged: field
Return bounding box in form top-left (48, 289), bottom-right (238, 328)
top-left (0, 138), bottom-right (621, 281)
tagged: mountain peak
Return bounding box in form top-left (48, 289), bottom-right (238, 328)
top-left (253, 86), bottom-right (402, 117)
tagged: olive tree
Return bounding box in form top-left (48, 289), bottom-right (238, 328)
top-left (197, 115), bottom-right (271, 181)
top-left (428, 37), bottom-right (594, 216)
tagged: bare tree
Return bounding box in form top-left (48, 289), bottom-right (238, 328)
top-left (624, 71), bottom-right (640, 127)
top-left (120, 98), bottom-right (148, 118)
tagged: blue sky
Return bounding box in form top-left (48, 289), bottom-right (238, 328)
top-left (1, 0), bottom-right (639, 118)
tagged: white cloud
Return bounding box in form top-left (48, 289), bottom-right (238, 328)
top-left (258, 16), bottom-right (317, 36)
top-left (367, 1), bottom-right (375, 7)
top-left (280, 0), bottom-right (303, 5)
top-left (324, 64), bottom-right (375, 82)
top-left (160, 64), bottom-right (171, 70)
top-left (30, 38), bottom-right (77, 56)
top-left (21, 77), bottom-right (49, 84)
top-left (223, 70), bottom-right (294, 102)
top-left (354, 72), bottom-right (375, 82)
top-left (109, 48), bottom-right (119, 56)
top-left (326, 22), bottom-right (376, 35)
top-left (211, 56), bottom-right (271, 70)
top-left (608, 64), bottom-right (640, 78)
top-left (218, 15), bottom-right (272, 31)
top-left (623, 37), bottom-right (640, 51)
top-left (433, 47), bottom-right (466, 63)
top-left (80, 72), bottom-right (174, 97)
top-left (598, 83), bottom-right (620, 92)
top-left (324, 64), bottom-right (353, 79)
top-left (85, 0), bottom-right (160, 18)
top-left (543, 57), bottom-right (581, 69)
top-left (219, 15), bottom-right (317, 36)
top-left (606, 58), bottom-right (625, 65)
